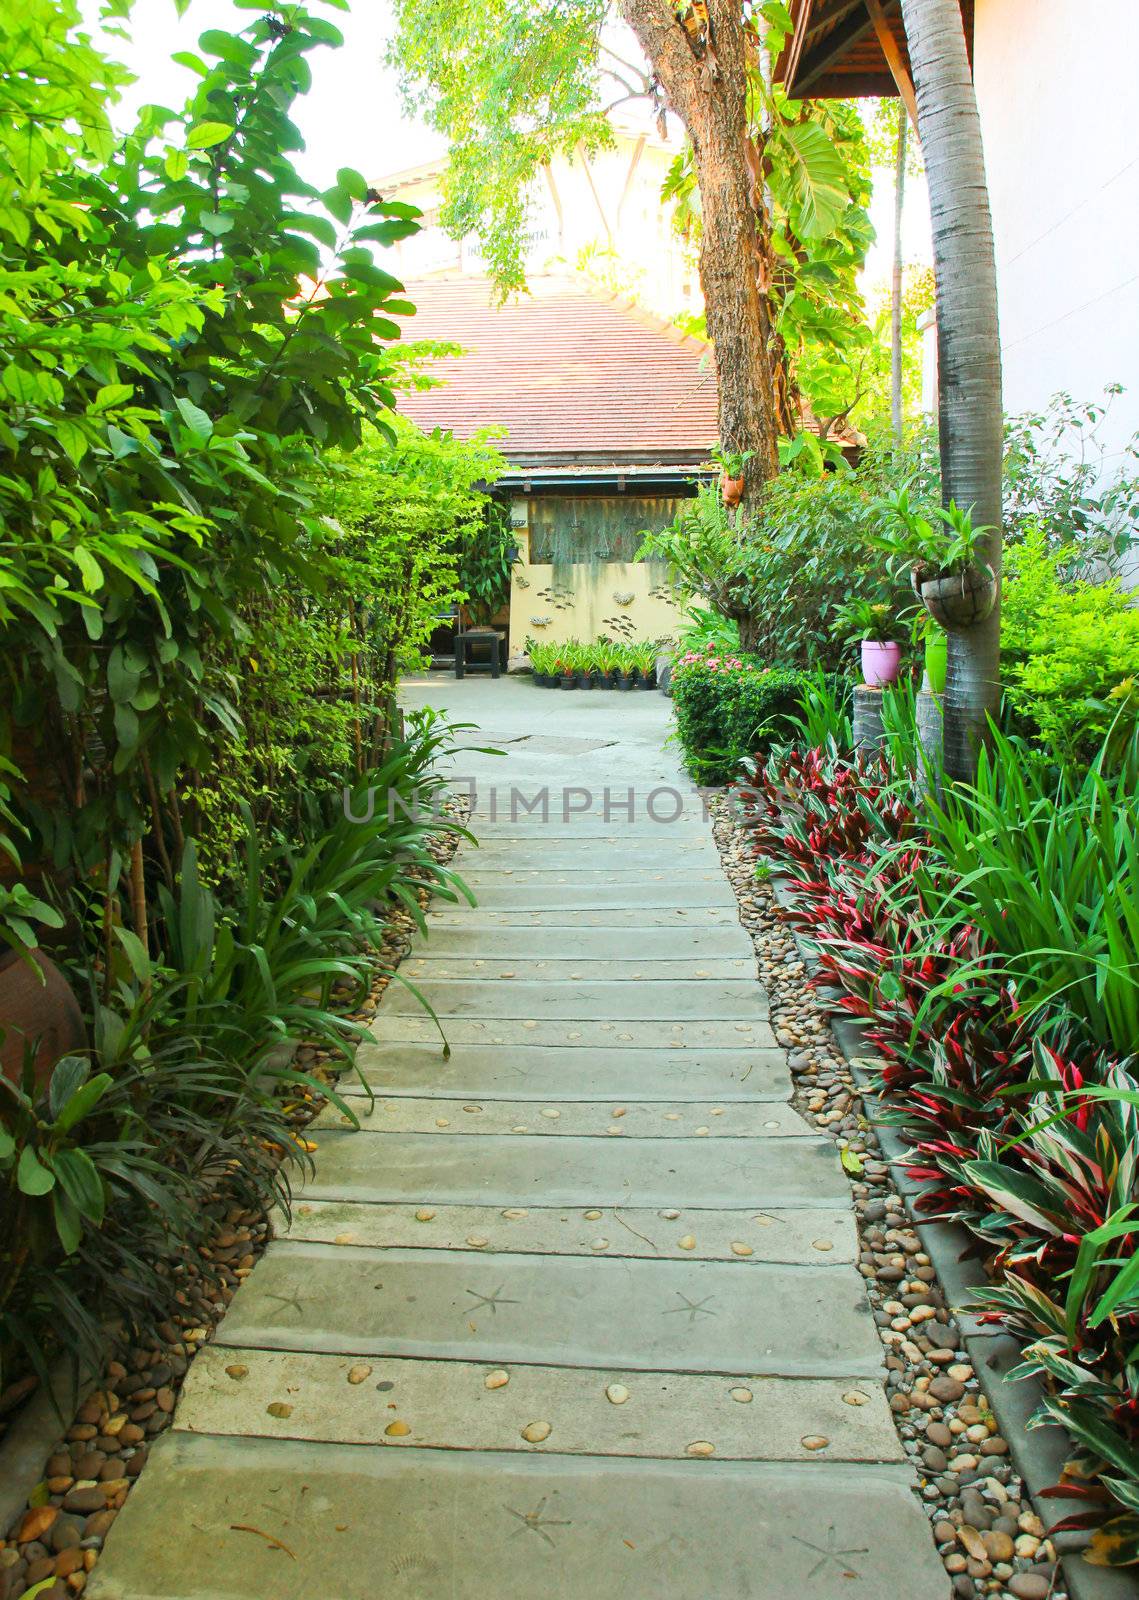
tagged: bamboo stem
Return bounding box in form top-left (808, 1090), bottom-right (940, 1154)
top-left (141, 751), bottom-right (174, 889)
top-left (129, 838), bottom-right (150, 1000)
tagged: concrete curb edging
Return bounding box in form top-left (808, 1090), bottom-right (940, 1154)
top-left (769, 878), bottom-right (1136, 1600)
top-left (0, 1362), bottom-right (98, 1542)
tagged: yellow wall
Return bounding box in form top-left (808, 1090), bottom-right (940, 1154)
top-left (508, 514), bottom-right (682, 655)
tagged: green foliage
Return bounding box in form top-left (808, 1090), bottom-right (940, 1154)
top-left (526, 637), bottom-right (647, 681)
top-left (919, 725), bottom-right (1139, 1057)
top-left (1, 713), bottom-right (474, 1391)
top-left (388, 0), bottom-right (611, 292)
top-left (458, 500), bottom-right (517, 626)
top-left (675, 602), bottom-right (741, 657)
top-left (829, 598), bottom-right (896, 645)
top-left (0, 758), bottom-right (64, 964)
top-left (766, 101), bottom-right (875, 425)
top-left (0, 0), bottom-right (420, 879)
top-left (1001, 528), bottom-right (1139, 764)
top-left (642, 476), bottom-right (890, 668)
top-left (671, 654), bottom-right (807, 784)
top-left (152, 716), bottom-right (472, 1073)
top-left (782, 667), bottom-right (853, 749)
top-left (638, 487), bottom-right (768, 644)
top-left (853, 267), bottom-right (935, 435)
top-left (664, 87), bottom-right (875, 425)
top-left (863, 391), bottom-right (1139, 567)
top-left (1004, 389), bottom-right (1139, 568)
top-left (388, 0), bottom-right (874, 429)
top-left (874, 489), bottom-right (992, 581)
top-left (0, 3), bottom-right (492, 1399)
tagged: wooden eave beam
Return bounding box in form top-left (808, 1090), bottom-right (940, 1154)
top-left (791, 4), bottom-right (876, 95)
top-left (780, 0), bottom-right (863, 95)
top-left (863, 0), bottom-right (919, 128)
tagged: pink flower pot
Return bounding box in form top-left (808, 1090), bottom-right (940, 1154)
top-left (861, 639), bottom-right (902, 687)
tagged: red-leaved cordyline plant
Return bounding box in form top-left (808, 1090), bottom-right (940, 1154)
top-left (745, 739), bottom-right (1139, 1561)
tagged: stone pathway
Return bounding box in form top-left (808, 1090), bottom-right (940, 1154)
top-left (88, 680), bottom-right (945, 1599)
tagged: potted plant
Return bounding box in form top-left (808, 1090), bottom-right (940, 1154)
top-left (556, 649), bottom-right (578, 689)
top-left (632, 642), bottom-right (657, 689)
top-left (615, 644), bottom-right (637, 691)
top-left (527, 640), bottom-right (556, 686)
top-left (712, 444), bottom-right (754, 510)
top-left (831, 599), bottom-right (903, 687)
top-left (578, 642), bottom-right (597, 690)
top-left (595, 639), bottom-right (620, 688)
top-left (879, 490), bottom-right (998, 631)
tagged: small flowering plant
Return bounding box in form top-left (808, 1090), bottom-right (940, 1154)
top-left (675, 640), bottom-right (747, 676)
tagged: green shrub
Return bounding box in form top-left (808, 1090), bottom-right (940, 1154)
top-left (671, 653), bottom-right (807, 783)
top-left (642, 476), bottom-right (901, 669)
top-left (1001, 528), bottom-right (1139, 764)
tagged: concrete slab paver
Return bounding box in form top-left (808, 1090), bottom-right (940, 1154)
top-left (89, 680), bottom-right (943, 1600)
top-left (88, 1436), bottom-right (946, 1600)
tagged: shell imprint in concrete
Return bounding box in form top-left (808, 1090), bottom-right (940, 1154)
top-left (88, 681), bottom-right (945, 1600)
top-left (211, 1240), bottom-right (884, 1378)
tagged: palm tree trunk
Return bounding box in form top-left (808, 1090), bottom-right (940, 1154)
top-left (899, 0), bottom-right (1003, 780)
top-left (890, 108), bottom-right (906, 444)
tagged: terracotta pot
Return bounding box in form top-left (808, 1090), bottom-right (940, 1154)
top-left (721, 472), bottom-right (745, 509)
top-left (861, 640), bottom-right (902, 687)
top-left (0, 948), bottom-right (87, 1093)
top-left (912, 564), bottom-right (998, 631)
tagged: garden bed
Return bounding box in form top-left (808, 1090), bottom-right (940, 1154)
top-left (728, 724), bottom-right (1139, 1587)
top-left (709, 792), bottom-right (1080, 1600)
top-left (0, 798), bottom-right (470, 1600)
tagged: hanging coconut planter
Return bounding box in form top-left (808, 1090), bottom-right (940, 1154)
top-left (911, 562), bottom-right (998, 631)
top-left (720, 472), bottom-right (745, 509)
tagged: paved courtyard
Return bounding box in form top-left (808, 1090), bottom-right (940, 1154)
top-left (89, 678), bottom-right (944, 1599)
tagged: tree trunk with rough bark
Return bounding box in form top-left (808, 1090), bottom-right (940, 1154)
top-left (621, 0), bottom-right (780, 509)
top-left (890, 108), bottom-right (906, 444)
top-left (899, 0), bottom-right (1003, 780)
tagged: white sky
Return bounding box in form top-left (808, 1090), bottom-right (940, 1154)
top-left (93, 0), bottom-right (931, 301)
top-left (94, 0), bottom-right (446, 187)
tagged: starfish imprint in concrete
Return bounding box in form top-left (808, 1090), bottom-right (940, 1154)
top-left (504, 1497), bottom-right (571, 1549)
top-left (464, 1284), bottom-right (520, 1316)
top-left (662, 1291), bottom-right (717, 1324)
top-left (264, 1289), bottom-right (306, 1319)
top-left (793, 1525), bottom-right (869, 1581)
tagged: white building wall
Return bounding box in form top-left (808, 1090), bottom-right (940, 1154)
top-left (380, 124), bottom-right (700, 323)
top-left (974, 0), bottom-right (1139, 456)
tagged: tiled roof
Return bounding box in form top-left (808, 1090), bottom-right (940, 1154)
top-left (394, 276), bottom-right (718, 468)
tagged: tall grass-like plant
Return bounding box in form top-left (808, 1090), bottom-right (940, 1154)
top-left (782, 668), bottom-right (853, 750)
top-left (918, 725), bottom-right (1139, 1054)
